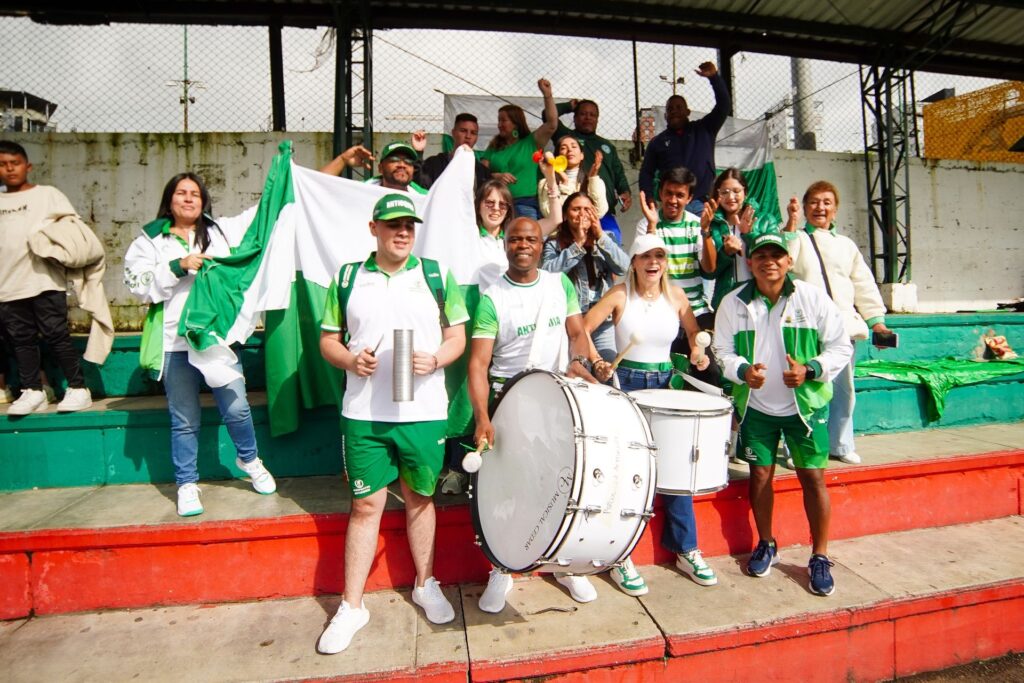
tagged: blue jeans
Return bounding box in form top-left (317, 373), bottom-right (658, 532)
top-left (514, 196), bottom-right (540, 220)
top-left (829, 351), bottom-right (857, 457)
top-left (616, 367), bottom-right (699, 554)
top-left (162, 351), bottom-right (259, 485)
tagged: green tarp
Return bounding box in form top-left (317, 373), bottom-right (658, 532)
top-left (855, 357), bottom-right (1024, 421)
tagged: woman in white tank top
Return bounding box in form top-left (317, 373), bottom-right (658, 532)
top-left (582, 233), bottom-right (720, 591)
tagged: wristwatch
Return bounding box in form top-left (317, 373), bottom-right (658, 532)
top-left (570, 355), bottom-right (592, 371)
top-left (804, 364), bottom-right (817, 380)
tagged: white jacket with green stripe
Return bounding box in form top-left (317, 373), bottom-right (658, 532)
top-left (713, 277), bottom-right (852, 428)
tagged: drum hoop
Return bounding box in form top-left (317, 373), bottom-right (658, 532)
top-left (642, 406), bottom-right (733, 418)
top-left (470, 369), bottom-right (587, 573)
top-left (656, 482), bottom-right (730, 496)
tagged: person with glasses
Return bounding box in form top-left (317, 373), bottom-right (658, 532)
top-left (587, 233), bottom-right (718, 593)
top-left (701, 167), bottom-right (794, 312)
top-left (712, 232), bottom-right (851, 597)
top-left (320, 141), bottom-right (427, 195)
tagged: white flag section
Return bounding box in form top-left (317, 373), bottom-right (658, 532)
top-left (444, 93), bottom-right (549, 150)
top-left (186, 145), bottom-right (482, 390)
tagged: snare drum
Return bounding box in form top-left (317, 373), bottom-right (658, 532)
top-left (472, 370), bottom-right (656, 575)
top-left (631, 389), bottom-right (733, 495)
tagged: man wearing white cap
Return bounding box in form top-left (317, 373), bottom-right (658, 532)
top-left (316, 193), bottom-right (468, 654)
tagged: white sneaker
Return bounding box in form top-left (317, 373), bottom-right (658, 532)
top-left (176, 483), bottom-right (204, 517)
top-left (612, 557), bottom-right (649, 596)
top-left (478, 568), bottom-right (513, 613)
top-left (235, 457), bottom-right (277, 494)
top-left (440, 471), bottom-right (468, 495)
top-left (7, 388), bottom-right (48, 415)
top-left (317, 600), bottom-right (370, 654)
top-left (833, 452), bottom-right (862, 464)
top-left (411, 576), bottom-right (455, 624)
top-left (555, 574), bottom-right (597, 603)
top-left (0, 387), bottom-right (14, 404)
top-left (676, 549), bottom-right (718, 586)
top-left (57, 387), bottom-right (92, 412)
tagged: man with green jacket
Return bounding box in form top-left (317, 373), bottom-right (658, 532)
top-left (712, 233), bottom-right (851, 597)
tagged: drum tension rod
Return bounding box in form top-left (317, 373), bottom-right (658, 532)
top-left (620, 508), bottom-right (655, 520)
top-left (566, 502), bottom-right (604, 516)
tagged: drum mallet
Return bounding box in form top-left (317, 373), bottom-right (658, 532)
top-left (692, 331), bottom-right (712, 366)
top-left (610, 332), bottom-right (645, 370)
top-left (462, 439), bottom-right (488, 473)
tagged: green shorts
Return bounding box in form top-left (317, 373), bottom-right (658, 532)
top-left (738, 406), bottom-right (830, 469)
top-left (341, 418), bottom-right (447, 498)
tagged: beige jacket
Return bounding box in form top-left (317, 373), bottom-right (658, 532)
top-left (28, 215), bottom-right (113, 364)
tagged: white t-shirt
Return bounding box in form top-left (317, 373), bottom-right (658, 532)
top-left (473, 271), bottom-right (580, 379)
top-left (746, 294), bottom-right (799, 417)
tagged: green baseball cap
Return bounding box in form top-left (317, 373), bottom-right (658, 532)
top-left (747, 232), bottom-right (789, 255)
top-left (372, 193), bottom-right (423, 222)
top-left (379, 141), bottom-right (418, 161)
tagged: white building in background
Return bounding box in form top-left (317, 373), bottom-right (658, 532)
top-left (1, 90), bottom-right (57, 132)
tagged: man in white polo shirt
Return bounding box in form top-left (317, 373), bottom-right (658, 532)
top-left (468, 216), bottom-right (607, 613)
top-left (316, 193), bottom-right (468, 654)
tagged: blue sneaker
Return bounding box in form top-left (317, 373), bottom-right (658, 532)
top-left (808, 554), bottom-right (835, 596)
top-left (746, 540), bottom-right (779, 577)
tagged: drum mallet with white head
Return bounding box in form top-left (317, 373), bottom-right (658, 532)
top-left (691, 331), bottom-right (711, 366)
top-left (610, 332), bottom-right (645, 370)
top-left (462, 438), bottom-right (488, 473)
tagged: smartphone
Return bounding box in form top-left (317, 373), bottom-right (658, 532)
top-left (871, 330), bottom-right (899, 348)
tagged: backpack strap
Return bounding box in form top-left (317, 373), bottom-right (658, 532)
top-left (420, 257), bottom-right (450, 327)
top-left (337, 261), bottom-right (362, 343)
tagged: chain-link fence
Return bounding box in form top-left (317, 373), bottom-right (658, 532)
top-left (2, 16), bottom-right (1013, 161)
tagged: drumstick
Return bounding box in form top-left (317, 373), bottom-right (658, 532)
top-left (692, 331), bottom-right (711, 366)
top-left (610, 332), bottom-right (645, 370)
top-left (462, 438), bottom-right (488, 473)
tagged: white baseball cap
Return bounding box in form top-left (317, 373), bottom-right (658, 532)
top-left (629, 233), bottom-right (668, 259)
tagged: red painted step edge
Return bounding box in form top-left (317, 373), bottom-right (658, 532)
top-left (517, 580), bottom-right (1024, 683)
top-left (0, 450), bottom-right (1021, 619)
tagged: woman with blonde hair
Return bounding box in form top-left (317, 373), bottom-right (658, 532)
top-left (585, 233), bottom-right (717, 593)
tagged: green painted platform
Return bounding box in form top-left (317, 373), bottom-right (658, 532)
top-left (0, 395), bottom-right (341, 491)
top-left (1, 312), bottom-right (1021, 491)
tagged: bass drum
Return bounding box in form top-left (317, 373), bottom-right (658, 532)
top-left (471, 370), bottom-right (657, 574)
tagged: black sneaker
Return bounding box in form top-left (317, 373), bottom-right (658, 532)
top-left (808, 554), bottom-right (835, 596)
top-left (746, 540), bottom-right (779, 577)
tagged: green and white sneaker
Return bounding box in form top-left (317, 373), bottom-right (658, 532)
top-left (613, 557), bottom-right (649, 596)
top-left (676, 549), bottom-right (718, 586)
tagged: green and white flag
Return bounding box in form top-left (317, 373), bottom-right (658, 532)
top-left (180, 143), bottom-right (482, 436)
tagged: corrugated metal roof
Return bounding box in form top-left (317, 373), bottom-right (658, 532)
top-left (7, 0), bottom-right (1023, 79)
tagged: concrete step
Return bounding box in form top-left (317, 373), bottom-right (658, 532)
top-left (2, 517), bottom-right (1022, 682)
top-left (1, 423), bottom-right (1021, 620)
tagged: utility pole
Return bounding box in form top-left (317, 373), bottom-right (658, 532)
top-left (166, 26), bottom-right (205, 132)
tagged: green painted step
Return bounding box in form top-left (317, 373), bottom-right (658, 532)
top-left (0, 395), bottom-right (341, 491)
top-left (23, 312), bottom-right (1023, 399)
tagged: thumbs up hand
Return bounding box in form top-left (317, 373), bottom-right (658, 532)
top-left (783, 354), bottom-right (806, 388)
top-left (745, 363), bottom-right (767, 389)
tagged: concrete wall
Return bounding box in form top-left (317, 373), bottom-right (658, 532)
top-left (7, 132), bottom-right (1023, 328)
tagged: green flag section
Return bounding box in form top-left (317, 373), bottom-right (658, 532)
top-left (180, 141), bottom-right (296, 353)
top-left (855, 357), bottom-right (1024, 421)
top-left (714, 115), bottom-right (782, 226)
top-left (264, 275), bottom-right (345, 436)
top-left (180, 143), bottom-right (481, 437)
